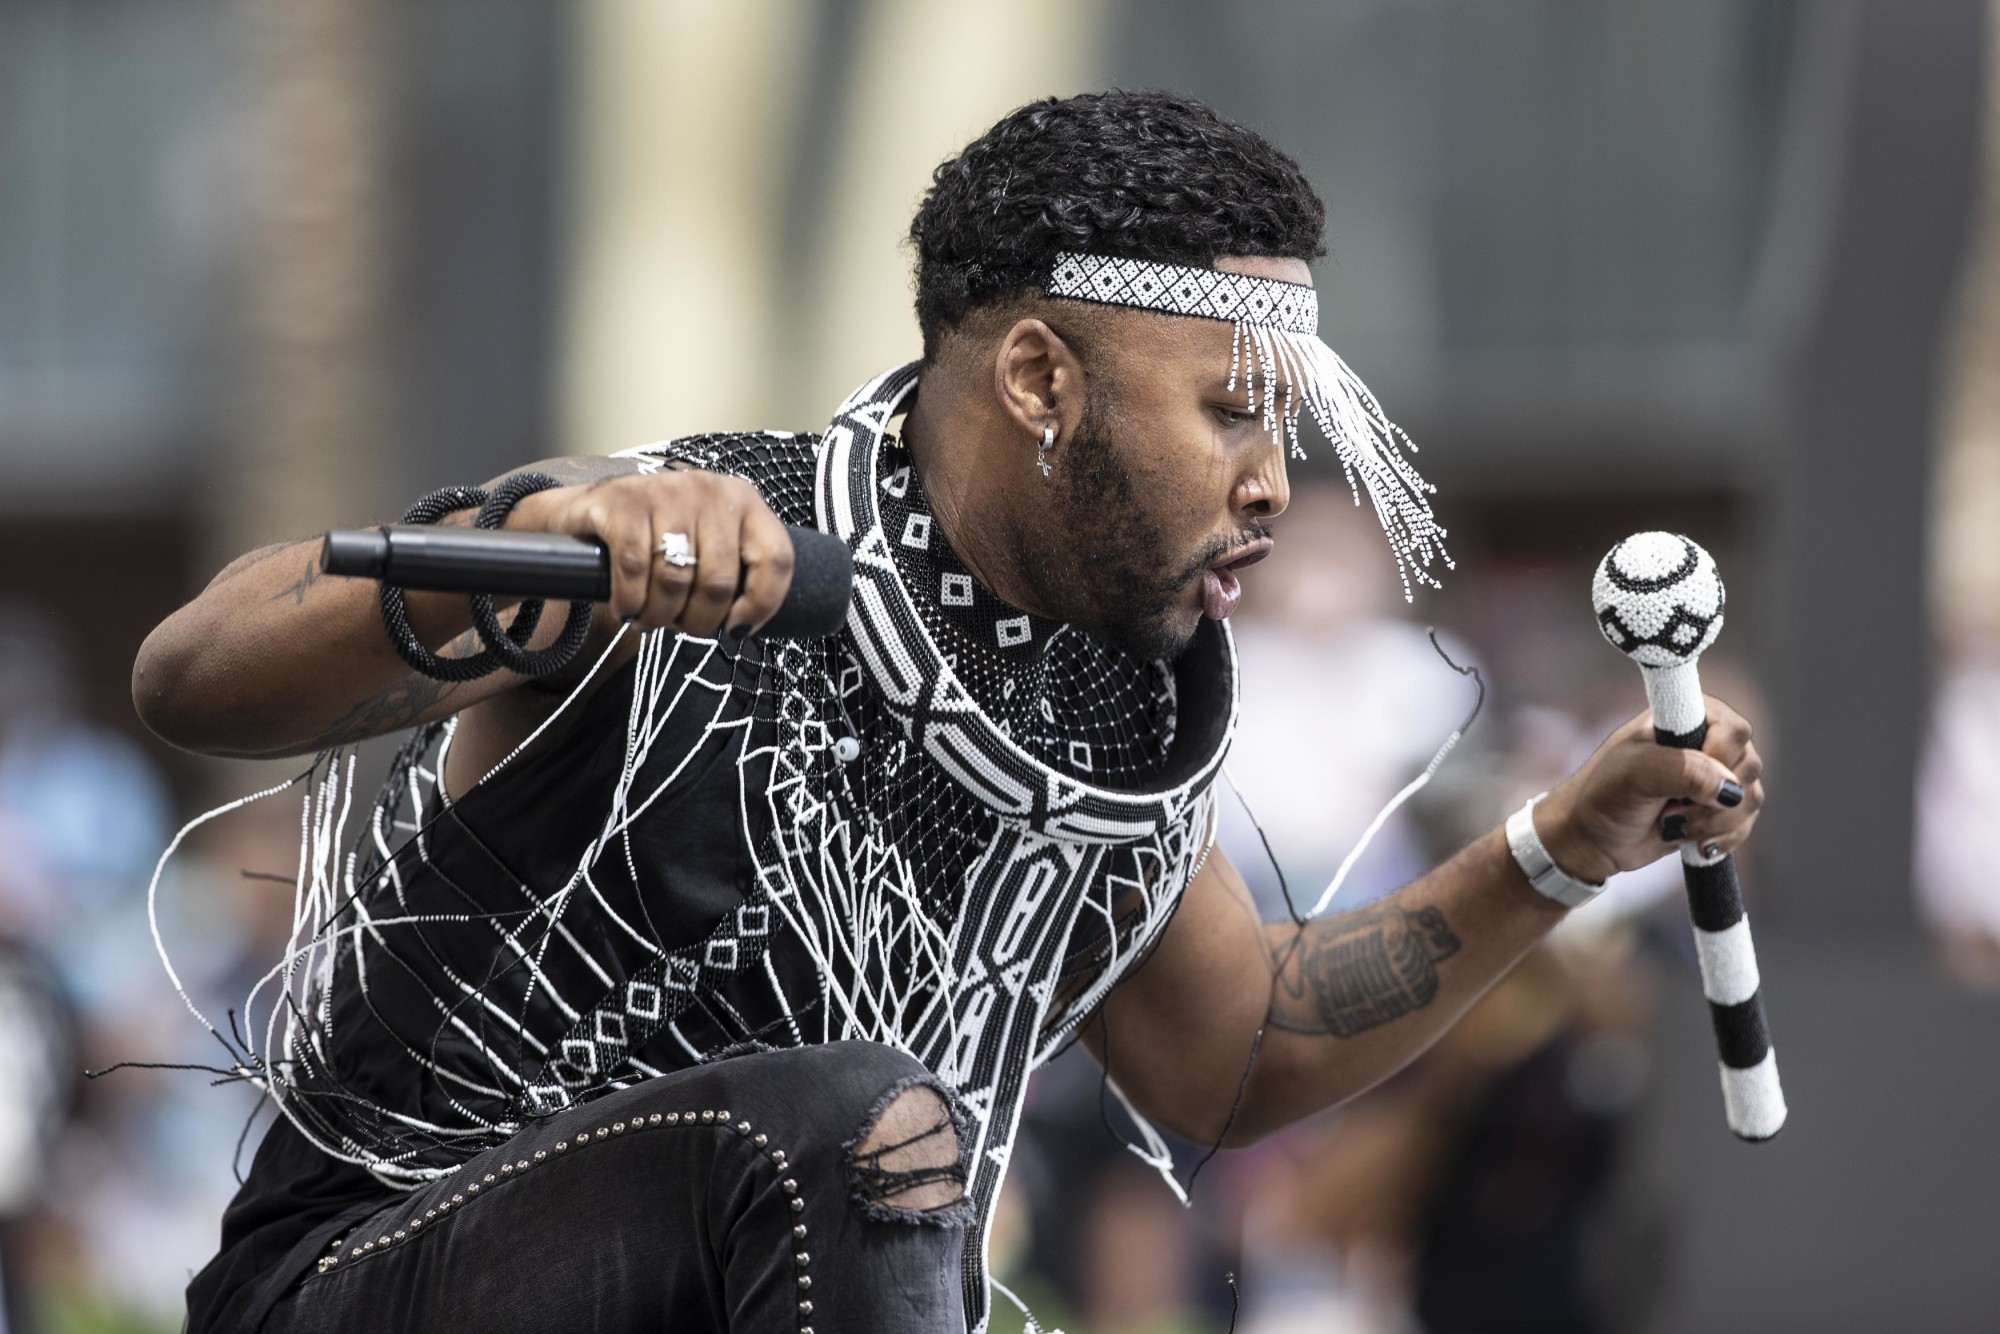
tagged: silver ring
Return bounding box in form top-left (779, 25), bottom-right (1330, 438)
top-left (657, 530), bottom-right (697, 569)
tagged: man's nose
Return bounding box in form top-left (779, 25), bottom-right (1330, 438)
top-left (1236, 449), bottom-right (1290, 519)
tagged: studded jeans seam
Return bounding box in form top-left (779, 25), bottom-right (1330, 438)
top-left (312, 1105), bottom-right (818, 1329)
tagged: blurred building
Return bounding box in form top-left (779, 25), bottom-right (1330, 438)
top-left (4, 1), bottom-right (1999, 1331)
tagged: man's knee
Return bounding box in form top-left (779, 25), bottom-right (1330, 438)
top-left (842, 1072), bottom-right (969, 1224)
top-left (680, 1041), bottom-right (973, 1223)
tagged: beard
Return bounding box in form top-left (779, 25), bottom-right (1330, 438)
top-left (1015, 386), bottom-right (1216, 662)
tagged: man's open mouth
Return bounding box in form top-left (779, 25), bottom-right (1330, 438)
top-left (1209, 539), bottom-right (1274, 575)
top-left (1200, 538), bottom-right (1274, 620)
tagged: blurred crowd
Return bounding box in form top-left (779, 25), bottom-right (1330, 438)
top-left (0, 609), bottom-right (289, 1333)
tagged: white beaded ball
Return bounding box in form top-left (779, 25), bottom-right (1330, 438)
top-left (1592, 532), bottom-right (1725, 667)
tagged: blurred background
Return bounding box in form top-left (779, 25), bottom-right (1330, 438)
top-left (2, 1), bottom-right (1998, 1330)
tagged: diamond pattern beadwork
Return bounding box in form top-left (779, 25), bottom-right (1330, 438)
top-left (1046, 251), bottom-right (1318, 335)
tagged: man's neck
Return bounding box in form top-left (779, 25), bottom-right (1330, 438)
top-left (901, 376), bottom-right (1054, 622)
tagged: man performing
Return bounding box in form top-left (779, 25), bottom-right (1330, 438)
top-left (134, 91), bottom-right (1764, 1333)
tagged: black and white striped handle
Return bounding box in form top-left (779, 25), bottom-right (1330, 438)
top-left (1644, 661), bottom-right (1786, 1141)
top-left (1593, 532), bottom-right (1786, 1141)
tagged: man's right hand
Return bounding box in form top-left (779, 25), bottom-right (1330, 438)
top-left (507, 469), bottom-right (795, 638)
top-left (133, 456), bottom-right (790, 761)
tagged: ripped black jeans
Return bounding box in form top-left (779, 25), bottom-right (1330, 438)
top-left (262, 1042), bottom-right (971, 1334)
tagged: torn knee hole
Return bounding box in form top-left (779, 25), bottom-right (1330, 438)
top-left (846, 1081), bottom-right (966, 1217)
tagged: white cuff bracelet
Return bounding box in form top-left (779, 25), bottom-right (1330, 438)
top-left (1505, 793), bottom-right (1604, 909)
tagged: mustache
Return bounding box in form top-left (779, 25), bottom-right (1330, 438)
top-left (1170, 520), bottom-right (1276, 590)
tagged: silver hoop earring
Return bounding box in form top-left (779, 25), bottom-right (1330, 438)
top-left (1037, 424), bottom-right (1055, 478)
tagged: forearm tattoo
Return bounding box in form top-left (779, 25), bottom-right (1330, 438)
top-left (1270, 901), bottom-right (1463, 1038)
top-left (298, 630), bottom-right (479, 751)
top-left (302, 672), bottom-right (458, 751)
top-left (269, 556), bottom-right (323, 606)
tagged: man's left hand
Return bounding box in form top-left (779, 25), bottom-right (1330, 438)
top-left (1534, 696), bottom-right (1765, 886)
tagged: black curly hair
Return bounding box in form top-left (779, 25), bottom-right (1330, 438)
top-left (908, 90), bottom-right (1326, 361)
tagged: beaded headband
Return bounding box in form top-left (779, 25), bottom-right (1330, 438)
top-left (1043, 249), bottom-right (1449, 597)
top-left (1046, 251), bottom-right (1320, 335)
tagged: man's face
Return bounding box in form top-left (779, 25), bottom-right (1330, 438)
top-left (1017, 256), bottom-right (1301, 660)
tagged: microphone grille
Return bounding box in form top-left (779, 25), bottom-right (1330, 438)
top-left (761, 526), bottom-right (855, 639)
top-left (1592, 532), bottom-right (1725, 667)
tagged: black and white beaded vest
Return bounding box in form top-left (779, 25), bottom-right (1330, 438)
top-left (187, 363), bottom-right (1238, 1328)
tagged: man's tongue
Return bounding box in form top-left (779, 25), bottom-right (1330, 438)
top-left (1202, 565), bottom-right (1241, 620)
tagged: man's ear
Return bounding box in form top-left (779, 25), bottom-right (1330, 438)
top-left (993, 318), bottom-right (1085, 441)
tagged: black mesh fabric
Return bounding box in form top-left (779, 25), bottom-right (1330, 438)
top-left (871, 435), bottom-right (1179, 789)
top-left (168, 401), bottom-right (1233, 1334)
top-left (257, 427), bottom-right (1199, 1186)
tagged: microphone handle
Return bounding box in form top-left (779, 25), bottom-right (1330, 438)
top-left (323, 526), bottom-right (613, 601)
top-left (1643, 661), bottom-right (1787, 1142)
top-left (320, 522), bottom-right (853, 639)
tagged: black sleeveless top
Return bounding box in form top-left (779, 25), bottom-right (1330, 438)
top-left (185, 424), bottom-right (1222, 1330)
top-left (185, 647), bottom-right (769, 1331)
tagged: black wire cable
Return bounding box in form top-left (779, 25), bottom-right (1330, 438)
top-left (379, 475), bottom-right (594, 682)
top-left (380, 486), bottom-right (508, 682)
top-left (467, 472), bottom-right (594, 677)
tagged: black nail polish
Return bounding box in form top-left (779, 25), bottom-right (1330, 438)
top-left (722, 623), bottom-right (750, 650)
top-left (1702, 843), bottom-right (1724, 860)
top-left (1662, 814), bottom-right (1688, 843)
top-left (1717, 779), bottom-right (1743, 808)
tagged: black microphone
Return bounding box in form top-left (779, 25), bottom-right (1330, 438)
top-left (320, 523), bottom-right (854, 639)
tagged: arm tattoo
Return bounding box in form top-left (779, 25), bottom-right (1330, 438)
top-left (1270, 901), bottom-right (1463, 1038)
top-left (269, 557), bottom-right (322, 606)
top-left (302, 671), bottom-right (459, 751)
top-left (298, 629), bottom-right (479, 750)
